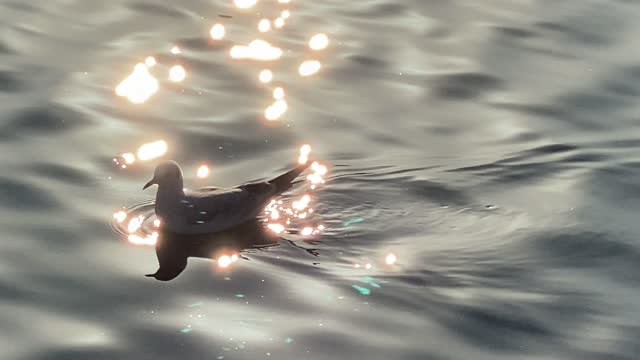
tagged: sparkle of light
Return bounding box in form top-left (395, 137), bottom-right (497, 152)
top-left (127, 232), bottom-right (157, 246)
top-left (311, 161), bottom-right (327, 175)
top-left (231, 254), bottom-right (239, 262)
top-left (115, 63), bottom-right (159, 104)
top-left (210, 23), bottom-right (225, 40)
top-left (301, 227), bottom-right (313, 236)
top-left (277, 0), bottom-right (290, 3)
top-left (218, 255), bottom-right (232, 268)
top-left (258, 19), bottom-right (271, 33)
top-left (259, 69), bottom-right (273, 83)
top-left (265, 99), bottom-right (287, 121)
top-left (153, 219), bottom-right (161, 227)
top-left (273, 87), bottom-right (284, 100)
top-left (145, 56), bottom-right (157, 67)
top-left (122, 152), bottom-right (136, 165)
top-left (274, 17), bottom-right (285, 29)
top-left (169, 65), bottom-right (186, 82)
top-left (197, 165), bottom-right (210, 178)
top-left (365, 263), bottom-right (372, 270)
top-left (113, 211), bottom-right (127, 223)
top-left (230, 40), bottom-right (282, 61)
top-left (234, 0), bottom-right (257, 9)
top-left (170, 46), bottom-right (181, 54)
top-left (385, 253), bottom-right (397, 265)
top-left (137, 140), bottom-right (168, 161)
top-left (298, 144), bottom-right (311, 164)
top-left (267, 223), bottom-right (285, 234)
top-left (309, 33), bottom-right (329, 50)
top-left (299, 60), bottom-right (321, 77)
top-left (281, 10), bottom-right (290, 19)
top-left (127, 215), bottom-right (144, 234)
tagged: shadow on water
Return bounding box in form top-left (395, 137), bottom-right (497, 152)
top-left (146, 220), bottom-right (317, 281)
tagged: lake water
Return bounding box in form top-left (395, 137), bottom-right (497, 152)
top-left (1, 0), bottom-right (640, 359)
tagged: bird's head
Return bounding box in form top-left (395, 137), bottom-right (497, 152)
top-left (143, 160), bottom-right (184, 190)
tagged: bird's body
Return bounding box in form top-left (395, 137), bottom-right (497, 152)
top-left (144, 160), bottom-right (308, 235)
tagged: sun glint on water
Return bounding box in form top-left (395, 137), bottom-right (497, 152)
top-left (115, 63), bottom-right (159, 104)
top-left (210, 23), bottom-right (225, 40)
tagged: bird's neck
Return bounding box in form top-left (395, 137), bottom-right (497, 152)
top-left (155, 183), bottom-right (185, 219)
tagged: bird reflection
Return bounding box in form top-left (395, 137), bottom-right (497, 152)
top-left (145, 220), bottom-right (318, 281)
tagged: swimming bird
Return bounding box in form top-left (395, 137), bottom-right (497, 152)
top-left (143, 160), bottom-right (309, 235)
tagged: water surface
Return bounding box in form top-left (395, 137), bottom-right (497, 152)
top-left (1, 1), bottom-right (640, 359)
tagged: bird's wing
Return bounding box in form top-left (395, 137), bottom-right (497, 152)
top-left (182, 188), bottom-right (246, 225)
top-left (182, 183), bottom-right (278, 226)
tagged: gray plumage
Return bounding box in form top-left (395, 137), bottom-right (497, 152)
top-left (143, 160), bottom-right (308, 234)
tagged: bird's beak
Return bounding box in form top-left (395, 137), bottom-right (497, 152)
top-left (145, 273), bottom-right (155, 278)
top-left (143, 178), bottom-right (156, 190)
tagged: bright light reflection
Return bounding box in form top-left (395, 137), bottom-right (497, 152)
top-left (113, 211), bottom-right (127, 223)
top-left (299, 60), bottom-right (321, 76)
top-left (234, 0), bottom-right (257, 9)
top-left (311, 161), bottom-right (327, 175)
top-left (145, 56), bottom-right (157, 67)
top-left (265, 99), bottom-right (287, 121)
top-left (298, 144), bottom-right (311, 164)
top-left (292, 194), bottom-right (311, 211)
top-left (259, 69), bottom-right (273, 83)
top-left (267, 223), bottom-right (285, 234)
top-left (169, 65), bottom-right (186, 82)
top-left (230, 40), bottom-right (282, 61)
top-left (309, 33), bottom-right (329, 50)
top-left (274, 17), bottom-right (285, 29)
top-left (273, 87), bottom-right (284, 100)
top-left (128, 233), bottom-right (157, 246)
top-left (127, 215), bottom-right (144, 233)
top-left (121, 153), bottom-right (136, 165)
top-left (281, 10), bottom-right (290, 19)
top-left (171, 46), bottom-right (181, 54)
top-left (210, 23), bottom-right (225, 40)
top-left (385, 253), bottom-right (397, 265)
top-left (218, 255), bottom-right (232, 268)
top-left (137, 140), bottom-right (168, 161)
top-left (197, 165), bottom-right (210, 178)
top-left (115, 63), bottom-right (159, 104)
top-left (301, 227), bottom-right (313, 236)
top-left (258, 19), bottom-right (271, 32)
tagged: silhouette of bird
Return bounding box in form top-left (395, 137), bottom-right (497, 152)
top-left (146, 220), bottom-right (279, 281)
top-left (143, 160), bottom-right (308, 235)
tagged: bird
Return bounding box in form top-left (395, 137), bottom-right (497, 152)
top-left (142, 160), bottom-right (309, 235)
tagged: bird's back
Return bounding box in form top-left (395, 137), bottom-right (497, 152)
top-left (163, 182), bottom-right (276, 234)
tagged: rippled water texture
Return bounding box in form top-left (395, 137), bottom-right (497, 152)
top-left (2, 0), bottom-right (640, 359)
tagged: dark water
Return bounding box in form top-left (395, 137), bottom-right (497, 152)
top-left (2, 0), bottom-right (640, 359)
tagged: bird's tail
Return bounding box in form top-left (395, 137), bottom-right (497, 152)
top-left (269, 162), bottom-right (310, 194)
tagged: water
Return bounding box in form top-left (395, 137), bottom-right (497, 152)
top-left (2, 0), bottom-right (640, 359)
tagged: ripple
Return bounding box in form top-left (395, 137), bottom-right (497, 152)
top-left (0, 71), bottom-right (22, 93)
top-left (0, 104), bottom-right (94, 141)
top-left (27, 163), bottom-right (94, 186)
top-left (126, 2), bottom-right (188, 18)
top-left (490, 25), bottom-right (537, 39)
top-left (430, 72), bottom-right (502, 100)
top-left (531, 231), bottom-right (640, 269)
top-left (0, 177), bottom-right (60, 211)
